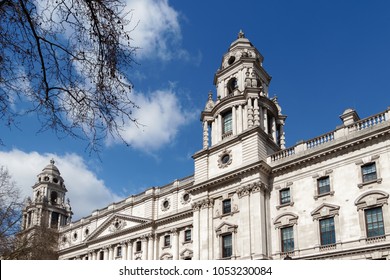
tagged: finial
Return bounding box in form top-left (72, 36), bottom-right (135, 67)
top-left (208, 90), bottom-right (213, 100)
top-left (238, 29), bottom-right (245, 39)
top-left (50, 159), bottom-right (55, 165)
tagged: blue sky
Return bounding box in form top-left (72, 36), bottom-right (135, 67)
top-left (1, 0), bottom-right (390, 220)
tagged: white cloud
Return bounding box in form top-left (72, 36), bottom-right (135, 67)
top-left (0, 149), bottom-right (122, 221)
top-left (125, 0), bottom-right (188, 61)
top-left (108, 88), bottom-right (196, 151)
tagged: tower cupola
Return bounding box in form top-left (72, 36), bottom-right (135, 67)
top-left (21, 160), bottom-right (72, 231)
top-left (200, 31), bottom-right (287, 150)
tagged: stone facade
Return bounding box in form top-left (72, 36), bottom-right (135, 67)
top-left (22, 31), bottom-right (390, 260)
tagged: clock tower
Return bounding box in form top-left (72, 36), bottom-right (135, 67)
top-left (193, 31), bottom-right (287, 184)
top-left (21, 160), bottom-right (72, 231)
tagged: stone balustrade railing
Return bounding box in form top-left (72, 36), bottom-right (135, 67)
top-left (269, 109), bottom-right (389, 163)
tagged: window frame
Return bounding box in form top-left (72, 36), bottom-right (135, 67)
top-left (184, 229), bottom-right (192, 242)
top-left (135, 240), bottom-right (142, 252)
top-left (365, 207), bottom-right (385, 238)
top-left (279, 188), bottom-right (291, 205)
top-left (317, 176), bottom-right (331, 196)
top-left (319, 217), bottom-right (336, 246)
top-left (164, 235), bottom-right (171, 247)
top-left (361, 162), bottom-right (377, 183)
top-left (222, 199), bottom-right (232, 215)
top-left (221, 233), bottom-right (233, 259)
top-left (222, 110), bottom-right (233, 136)
top-left (281, 226), bottom-right (294, 253)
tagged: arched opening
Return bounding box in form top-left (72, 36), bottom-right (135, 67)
top-left (50, 191), bottom-right (58, 204)
top-left (227, 78), bottom-right (237, 95)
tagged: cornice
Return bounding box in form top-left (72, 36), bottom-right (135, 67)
top-left (193, 126), bottom-right (279, 160)
top-left (271, 125), bottom-right (390, 175)
top-left (188, 161), bottom-right (271, 194)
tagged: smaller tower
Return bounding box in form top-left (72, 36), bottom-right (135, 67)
top-left (21, 160), bottom-right (72, 231)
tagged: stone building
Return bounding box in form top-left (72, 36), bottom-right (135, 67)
top-left (21, 31), bottom-right (390, 260)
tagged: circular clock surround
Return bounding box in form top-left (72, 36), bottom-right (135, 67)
top-left (218, 150), bottom-right (233, 168)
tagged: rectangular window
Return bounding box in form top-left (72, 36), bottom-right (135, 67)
top-left (362, 163), bottom-right (377, 182)
top-left (222, 111), bottom-right (232, 135)
top-left (99, 251), bottom-right (104, 260)
top-left (365, 207), bottom-right (385, 238)
top-left (222, 199), bottom-right (231, 214)
top-left (280, 188), bottom-right (291, 205)
top-left (136, 241), bottom-right (142, 252)
top-left (164, 235), bottom-right (171, 247)
top-left (281, 226), bottom-right (294, 252)
top-left (116, 246), bottom-right (122, 257)
top-left (320, 217), bottom-right (336, 245)
top-left (222, 234), bottom-right (233, 258)
top-left (184, 229), bottom-right (191, 242)
top-left (317, 176), bottom-right (330, 195)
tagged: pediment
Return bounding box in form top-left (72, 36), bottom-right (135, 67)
top-left (180, 249), bottom-right (193, 259)
top-left (86, 213), bottom-right (152, 242)
top-left (215, 221), bottom-right (237, 236)
top-left (273, 212), bottom-right (298, 228)
top-left (311, 203), bottom-right (340, 220)
top-left (355, 190), bottom-right (389, 210)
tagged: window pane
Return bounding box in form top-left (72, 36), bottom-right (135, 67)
top-left (280, 189), bottom-right (290, 204)
top-left (362, 163), bottom-right (377, 182)
top-left (318, 177), bottom-right (330, 195)
top-left (320, 217), bottom-right (336, 245)
top-left (223, 111), bottom-right (232, 134)
top-left (185, 230), bottom-right (191, 241)
top-left (223, 199), bottom-right (231, 214)
top-left (365, 207), bottom-right (385, 238)
top-left (281, 226), bottom-right (294, 252)
top-left (222, 234), bottom-right (232, 258)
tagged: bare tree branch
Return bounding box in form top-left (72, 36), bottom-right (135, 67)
top-left (0, 0), bottom-right (140, 153)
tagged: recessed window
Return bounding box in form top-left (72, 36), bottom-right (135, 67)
top-left (164, 235), bottom-right (171, 247)
top-left (281, 226), bottom-right (294, 253)
top-left (227, 78), bottom-right (238, 95)
top-left (136, 241), bottom-right (142, 252)
top-left (53, 178), bottom-right (58, 183)
top-left (320, 217), bottom-right (336, 245)
top-left (50, 191), bottom-right (58, 204)
top-left (280, 188), bottom-right (291, 205)
top-left (222, 199), bottom-right (231, 214)
top-left (183, 193), bottom-right (190, 202)
top-left (99, 251), bottom-right (104, 260)
top-left (222, 234), bottom-right (233, 258)
top-left (116, 246), bottom-right (122, 257)
top-left (84, 228), bottom-right (89, 236)
top-left (73, 232), bottom-right (78, 240)
top-left (184, 229), bottom-right (191, 242)
top-left (317, 176), bottom-right (330, 195)
top-left (222, 110), bottom-right (233, 135)
top-left (362, 163), bottom-right (377, 183)
top-left (365, 207), bottom-right (385, 238)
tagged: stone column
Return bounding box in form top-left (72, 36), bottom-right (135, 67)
top-left (217, 115), bottom-right (222, 142)
top-left (192, 202), bottom-right (201, 260)
top-left (211, 120), bottom-right (216, 146)
top-left (253, 98), bottom-right (260, 126)
top-left (147, 234), bottom-right (154, 260)
top-left (109, 245), bottom-right (114, 260)
top-left (237, 186), bottom-right (252, 259)
top-left (103, 246), bottom-right (109, 260)
top-left (279, 123), bottom-right (286, 149)
top-left (203, 121), bottom-right (209, 149)
top-left (263, 108), bottom-right (268, 134)
top-left (272, 116), bottom-right (277, 141)
top-left (237, 105), bottom-right (243, 134)
top-left (127, 240), bottom-right (133, 260)
top-left (247, 99), bottom-right (254, 127)
top-left (232, 106), bottom-right (237, 136)
top-left (171, 229), bottom-right (179, 260)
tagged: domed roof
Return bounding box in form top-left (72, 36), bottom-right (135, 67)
top-left (41, 159), bottom-right (61, 176)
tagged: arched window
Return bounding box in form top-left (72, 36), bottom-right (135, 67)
top-left (227, 78), bottom-right (237, 95)
top-left (50, 191), bottom-right (58, 204)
